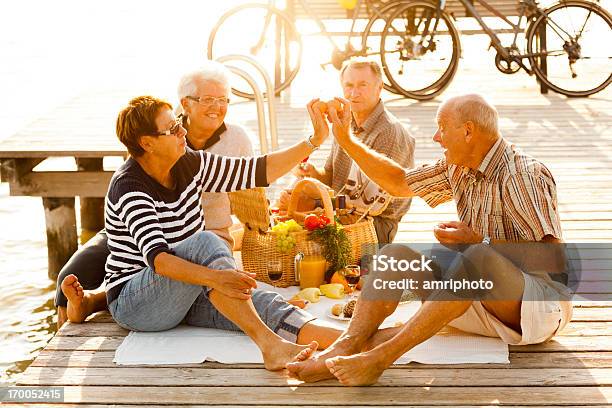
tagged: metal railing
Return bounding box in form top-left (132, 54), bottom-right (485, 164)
top-left (216, 55), bottom-right (279, 153)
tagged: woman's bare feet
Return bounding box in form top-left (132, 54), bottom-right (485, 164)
top-left (286, 338), bottom-right (358, 382)
top-left (262, 340), bottom-right (318, 371)
top-left (60, 274), bottom-right (93, 323)
top-left (325, 350), bottom-right (390, 386)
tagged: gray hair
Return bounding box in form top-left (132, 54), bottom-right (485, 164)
top-left (177, 60), bottom-right (232, 99)
top-left (443, 94), bottom-right (499, 137)
top-left (340, 58), bottom-right (383, 84)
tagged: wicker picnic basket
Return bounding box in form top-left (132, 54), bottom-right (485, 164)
top-left (229, 179), bottom-right (378, 287)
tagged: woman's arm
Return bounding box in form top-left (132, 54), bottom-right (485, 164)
top-left (153, 252), bottom-right (256, 300)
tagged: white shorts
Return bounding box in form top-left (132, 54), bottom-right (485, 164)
top-left (448, 272), bottom-right (573, 345)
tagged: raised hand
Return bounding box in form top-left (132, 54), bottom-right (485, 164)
top-left (306, 98), bottom-right (329, 147)
top-left (327, 97), bottom-right (352, 146)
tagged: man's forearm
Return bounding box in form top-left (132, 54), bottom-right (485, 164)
top-left (339, 137), bottom-right (415, 198)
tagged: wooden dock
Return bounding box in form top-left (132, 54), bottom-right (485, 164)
top-left (3, 32), bottom-right (612, 406)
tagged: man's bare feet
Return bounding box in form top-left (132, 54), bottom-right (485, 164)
top-left (326, 351), bottom-right (389, 386)
top-left (262, 340), bottom-right (318, 371)
top-left (286, 338), bottom-right (358, 382)
top-left (60, 274), bottom-right (93, 324)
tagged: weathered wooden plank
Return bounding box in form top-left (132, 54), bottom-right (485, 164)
top-left (44, 334), bottom-right (612, 353)
top-left (571, 308), bottom-right (612, 321)
top-left (9, 171), bottom-right (113, 197)
top-left (54, 321), bottom-right (611, 338)
top-left (30, 350), bottom-right (612, 369)
top-left (17, 367), bottom-right (612, 387)
top-left (3, 406), bottom-right (610, 408)
top-left (16, 385), bottom-right (611, 405)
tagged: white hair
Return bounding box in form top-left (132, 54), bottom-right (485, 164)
top-left (177, 60), bottom-right (232, 100)
top-left (442, 94), bottom-right (499, 137)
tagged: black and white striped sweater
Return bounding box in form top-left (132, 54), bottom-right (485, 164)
top-left (103, 148), bottom-right (267, 302)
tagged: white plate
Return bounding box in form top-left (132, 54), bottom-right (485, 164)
top-left (327, 312), bottom-right (351, 321)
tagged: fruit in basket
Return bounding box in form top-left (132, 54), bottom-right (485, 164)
top-left (331, 303), bottom-right (343, 317)
top-left (304, 214), bottom-right (331, 231)
top-left (304, 214), bottom-right (321, 231)
top-left (295, 287), bottom-right (321, 303)
top-left (319, 283), bottom-right (345, 299)
top-left (272, 220), bottom-right (303, 253)
top-left (343, 299), bottom-right (357, 318)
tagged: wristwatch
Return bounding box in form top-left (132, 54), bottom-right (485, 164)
top-left (304, 135), bottom-right (320, 151)
top-left (482, 236), bottom-right (492, 245)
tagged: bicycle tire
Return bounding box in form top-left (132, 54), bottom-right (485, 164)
top-left (361, 0), bottom-right (415, 94)
top-left (526, 0), bottom-right (612, 97)
top-left (207, 3), bottom-right (302, 99)
top-left (380, 1), bottom-right (461, 100)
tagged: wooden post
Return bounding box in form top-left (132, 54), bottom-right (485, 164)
top-left (76, 158), bottom-right (105, 243)
top-left (43, 197), bottom-right (77, 280)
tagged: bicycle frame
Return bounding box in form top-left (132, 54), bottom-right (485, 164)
top-left (269, 0), bottom-right (385, 56)
top-left (451, 0), bottom-right (535, 71)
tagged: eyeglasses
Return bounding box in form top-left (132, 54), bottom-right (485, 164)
top-left (186, 95), bottom-right (230, 106)
top-left (155, 117), bottom-right (183, 136)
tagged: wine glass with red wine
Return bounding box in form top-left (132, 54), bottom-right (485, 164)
top-left (341, 264), bottom-right (360, 298)
top-left (267, 260), bottom-right (283, 288)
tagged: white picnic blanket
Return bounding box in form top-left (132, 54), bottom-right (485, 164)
top-left (114, 282), bottom-right (509, 365)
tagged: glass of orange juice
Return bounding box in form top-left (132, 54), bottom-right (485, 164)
top-left (298, 254), bottom-right (327, 289)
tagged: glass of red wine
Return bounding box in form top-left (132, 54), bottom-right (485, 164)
top-left (267, 260), bottom-right (283, 289)
top-left (341, 264), bottom-right (360, 298)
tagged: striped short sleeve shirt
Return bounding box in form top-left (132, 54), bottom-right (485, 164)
top-left (104, 149), bottom-right (268, 302)
top-left (404, 137), bottom-right (562, 242)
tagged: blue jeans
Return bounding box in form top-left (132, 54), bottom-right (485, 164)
top-left (108, 231), bottom-right (315, 342)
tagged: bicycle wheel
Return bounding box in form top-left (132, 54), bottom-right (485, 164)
top-left (526, 0), bottom-right (612, 97)
top-left (361, 0), bottom-right (412, 95)
top-left (207, 4), bottom-right (302, 99)
top-left (380, 1), bottom-right (461, 100)
top-left (362, 0), bottom-right (414, 94)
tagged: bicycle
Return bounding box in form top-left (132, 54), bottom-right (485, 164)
top-left (207, 0), bottom-right (460, 100)
top-left (381, 0), bottom-right (612, 97)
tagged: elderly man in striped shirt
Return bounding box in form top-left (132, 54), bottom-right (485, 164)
top-left (287, 93), bottom-right (572, 385)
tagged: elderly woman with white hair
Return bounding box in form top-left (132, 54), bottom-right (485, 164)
top-left (177, 61), bottom-right (254, 249)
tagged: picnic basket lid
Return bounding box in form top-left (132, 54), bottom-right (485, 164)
top-left (229, 188), bottom-right (270, 231)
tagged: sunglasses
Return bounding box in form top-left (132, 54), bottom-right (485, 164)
top-left (155, 116), bottom-right (184, 136)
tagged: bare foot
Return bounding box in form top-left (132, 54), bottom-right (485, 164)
top-left (60, 274), bottom-right (93, 323)
top-left (286, 339), bottom-right (357, 382)
top-left (262, 340), bottom-right (318, 371)
top-left (326, 351), bottom-right (389, 386)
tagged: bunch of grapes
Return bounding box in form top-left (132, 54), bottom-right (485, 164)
top-left (271, 220), bottom-right (303, 253)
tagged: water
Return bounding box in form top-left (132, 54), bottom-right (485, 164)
top-left (0, 183), bottom-right (55, 383)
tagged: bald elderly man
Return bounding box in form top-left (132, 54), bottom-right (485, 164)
top-left (287, 93), bottom-right (572, 385)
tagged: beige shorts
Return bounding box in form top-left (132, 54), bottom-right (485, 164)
top-left (448, 272), bottom-right (573, 345)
